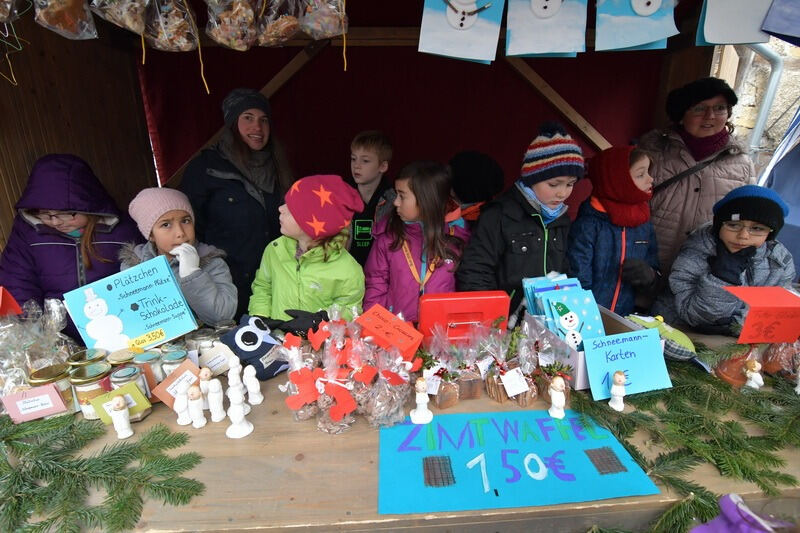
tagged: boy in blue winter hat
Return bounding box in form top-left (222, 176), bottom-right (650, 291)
top-left (652, 185), bottom-right (796, 335)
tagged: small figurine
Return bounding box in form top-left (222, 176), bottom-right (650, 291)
top-left (548, 376), bottom-right (566, 419)
top-left (198, 367), bottom-right (213, 410)
top-left (226, 388), bottom-right (254, 439)
top-left (187, 385), bottom-right (207, 429)
top-left (608, 370), bottom-right (626, 412)
top-left (243, 365), bottom-right (264, 405)
top-left (173, 389), bottom-right (192, 426)
top-left (227, 355), bottom-right (251, 414)
top-left (743, 359), bottom-right (764, 390)
top-left (207, 378), bottom-right (226, 422)
top-left (110, 395), bottom-right (133, 440)
top-left (409, 377), bottom-right (433, 425)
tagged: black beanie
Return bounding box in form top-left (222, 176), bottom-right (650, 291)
top-left (665, 77), bottom-right (737, 124)
top-left (449, 150), bottom-right (504, 204)
top-left (222, 88), bottom-right (272, 127)
top-left (712, 185), bottom-right (789, 240)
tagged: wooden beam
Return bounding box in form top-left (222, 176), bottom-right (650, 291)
top-left (165, 39), bottom-right (329, 186)
top-left (200, 27), bottom-right (422, 48)
top-left (504, 57), bottom-right (611, 152)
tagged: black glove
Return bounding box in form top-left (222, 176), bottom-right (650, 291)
top-left (253, 315), bottom-right (284, 332)
top-left (708, 241), bottom-right (756, 285)
top-left (279, 309), bottom-right (330, 337)
top-left (621, 258), bottom-right (657, 288)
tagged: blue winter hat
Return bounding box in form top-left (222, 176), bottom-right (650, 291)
top-left (712, 185), bottom-right (789, 239)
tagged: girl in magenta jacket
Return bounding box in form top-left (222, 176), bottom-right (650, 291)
top-left (364, 161), bottom-right (470, 322)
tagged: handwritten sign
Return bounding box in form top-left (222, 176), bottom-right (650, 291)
top-left (378, 410), bottom-right (658, 514)
top-left (63, 255), bottom-right (197, 352)
top-left (89, 382), bottom-right (152, 425)
top-left (1, 384), bottom-right (68, 423)
top-left (583, 329), bottom-right (671, 400)
top-left (723, 286), bottom-right (800, 344)
top-left (356, 304), bottom-right (423, 360)
top-left (151, 359), bottom-right (200, 409)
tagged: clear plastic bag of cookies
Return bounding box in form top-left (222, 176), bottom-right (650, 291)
top-left (34, 0), bottom-right (98, 40)
top-left (91, 0), bottom-right (149, 34)
top-left (205, 0), bottom-right (259, 51)
top-left (256, 0), bottom-right (301, 47)
top-left (144, 0), bottom-right (197, 51)
top-left (298, 0), bottom-right (346, 40)
top-left (1, 0), bottom-right (20, 23)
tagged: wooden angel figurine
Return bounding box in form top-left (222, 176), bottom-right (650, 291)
top-left (110, 395), bottom-right (133, 439)
top-left (198, 367), bottom-right (213, 410)
top-left (410, 377), bottom-right (433, 425)
top-left (743, 359), bottom-right (764, 390)
top-left (243, 365), bottom-right (264, 405)
top-left (187, 385), bottom-right (207, 429)
top-left (226, 388), bottom-right (254, 439)
top-left (208, 378), bottom-right (226, 422)
top-left (548, 375), bottom-right (566, 419)
top-left (607, 370), bottom-right (626, 412)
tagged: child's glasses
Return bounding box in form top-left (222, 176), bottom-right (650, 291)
top-left (35, 211), bottom-right (76, 222)
top-left (721, 221), bottom-right (771, 236)
top-left (688, 104), bottom-right (728, 117)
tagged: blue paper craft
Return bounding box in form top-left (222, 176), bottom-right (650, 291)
top-left (583, 329), bottom-right (672, 400)
top-left (63, 255), bottom-right (197, 352)
top-left (505, 0), bottom-right (587, 56)
top-left (604, 38), bottom-right (667, 52)
top-left (522, 276), bottom-right (580, 318)
top-left (761, 0), bottom-right (800, 47)
top-left (418, 0), bottom-right (506, 63)
top-left (698, 0), bottom-right (770, 45)
top-left (594, 0), bottom-right (678, 51)
top-left (539, 289), bottom-right (606, 351)
top-left (378, 410), bottom-right (659, 514)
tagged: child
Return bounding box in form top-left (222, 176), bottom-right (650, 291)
top-left (449, 150), bottom-right (505, 227)
top-left (249, 175), bottom-right (365, 321)
top-left (567, 146), bottom-right (660, 316)
top-left (457, 122), bottom-right (584, 312)
top-left (653, 185), bottom-right (795, 335)
top-left (121, 188), bottom-right (237, 327)
top-left (348, 130), bottom-right (395, 266)
top-left (0, 154), bottom-right (141, 343)
top-left (364, 161), bottom-right (469, 322)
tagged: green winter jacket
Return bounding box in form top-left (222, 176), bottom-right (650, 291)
top-left (248, 234), bottom-right (365, 321)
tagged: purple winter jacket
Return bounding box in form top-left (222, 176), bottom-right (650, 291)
top-left (0, 154), bottom-right (142, 342)
top-left (364, 213), bottom-right (470, 322)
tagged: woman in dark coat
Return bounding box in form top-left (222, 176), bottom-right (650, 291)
top-left (180, 88), bottom-right (293, 319)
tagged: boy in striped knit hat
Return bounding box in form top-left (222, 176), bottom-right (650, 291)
top-left (457, 122), bottom-right (585, 313)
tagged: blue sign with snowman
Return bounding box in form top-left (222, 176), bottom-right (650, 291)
top-left (63, 256), bottom-right (197, 351)
top-left (538, 289), bottom-right (606, 352)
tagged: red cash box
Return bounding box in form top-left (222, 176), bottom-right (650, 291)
top-left (418, 291), bottom-right (510, 345)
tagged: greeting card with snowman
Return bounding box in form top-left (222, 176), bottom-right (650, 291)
top-left (418, 0), bottom-right (506, 63)
top-left (539, 290), bottom-right (606, 351)
top-left (594, 0), bottom-right (678, 51)
top-left (63, 256), bottom-right (197, 352)
top-left (505, 0), bottom-right (588, 57)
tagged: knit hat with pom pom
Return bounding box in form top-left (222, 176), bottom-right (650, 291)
top-left (520, 121), bottom-right (585, 186)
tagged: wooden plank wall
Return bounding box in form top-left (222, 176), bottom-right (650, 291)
top-left (0, 17), bottom-right (155, 249)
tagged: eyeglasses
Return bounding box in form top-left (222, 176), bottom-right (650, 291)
top-left (688, 104), bottom-right (729, 117)
top-left (721, 221), bottom-right (771, 236)
top-left (35, 211), bottom-right (76, 223)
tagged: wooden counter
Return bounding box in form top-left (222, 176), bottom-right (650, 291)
top-left (84, 380), bottom-right (800, 532)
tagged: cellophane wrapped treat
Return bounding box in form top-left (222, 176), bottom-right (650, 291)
top-left (91, 0), bottom-right (148, 34)
top-left (315, 337), bottom-right (357, 433)
top-left (278, 344), bottom-right (320, 421)
top-left (1, 0), bottom-right (20, 22)
top-left (144, 0), bottom-right (198, 51)
top-left (298, 0), bottom-right (346, 40)
top-left (257, 0), bottom-right (301, 46)
top-left (478, 327), bottom-right (512, 404)
top-left (363, 349), bottom-right (411, 428)
top-left (35, 0), bottom-right (98, 39)
top-left (454, 337), bottom-right (482, 400)
top-left (761, 341), bottom-right (800, 377)
top-left (206, 0), bottom-right (259, 50)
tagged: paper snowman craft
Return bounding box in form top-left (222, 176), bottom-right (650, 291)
top-left (552, 301), bottom-right (584, 351)
top-left (445, 0), bottom-right (492, 30)
top-left (83, 288), bottom-right (129, 351)
top-left (630, 0), bottom-right (661, 16)
top-left (220, 315), bottom-right (284, 381)
top-left (530, 0), bottom-right (562, 18)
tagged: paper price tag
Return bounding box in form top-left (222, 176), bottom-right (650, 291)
top-left (426, 376), bottom-right (442, 395)
top-left (166, 370), bottom-right (198, 397)
top-left (500, 367), bottom-right (530, 397)
top-left (476, 356), bottom-right (493, 379)
top-left (129, 328), bottom-right (166, 350)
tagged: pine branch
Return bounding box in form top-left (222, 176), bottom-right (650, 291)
top-left (585, 526), bottom-right (632, 533)
top-left (138, 452), bottom-right (202, 478)
top-left (143, 477), bottom-right (206, 505)
top-left (103, 485), bottom-right (144, 532)
top-left (648, 491), bottom-right (719, 533)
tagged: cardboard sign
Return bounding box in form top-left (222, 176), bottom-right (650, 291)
top-left (0, 287), bottom-right (22, 316)
top-left (134, 363), bottom-right (161, 403)
top-left (150, 359), bottom-right (200, 409)
top-left (198, 342), bottom-right (234, 376)
top-left (723, 286), bottom-right (800, 344)
top-left (418, 291), bottom-right (510, 346)
top-left (583, 329), bottom-right (672, 401)
top-left (1, 384), bottom-right (68, 423)
top-left (89, 382), bottom-right (152, 425)
top-left (356, 304), bottom-right (423, 361)
top-left (63, 255), bottom-right (197, 352)
top-left (378, 410), bottom-right (659, 514)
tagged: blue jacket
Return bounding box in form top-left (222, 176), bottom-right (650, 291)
top-left (567, 199), bottom-right (659, 315)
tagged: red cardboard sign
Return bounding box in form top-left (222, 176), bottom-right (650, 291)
top-left (355, 304), bottom-right (423, 361)
top-left (723, 286), bottom-right (800, 343)
top-left (0, 287), bottom-right (22, 317)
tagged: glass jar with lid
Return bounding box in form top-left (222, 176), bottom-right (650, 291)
top-left (107, 349), bottom-right (137, 367)
top-left (109, 366), bottom-right (152, 421)
top-left (69, 362), bottom-right (112, 420)
top-left (67, 348), bottom-right (108, 368)
top-left (161, 350), bottom-right (188, 377)
top-left (184, 328), bottom-right (215, 353)
top-left (27, 362), bottom-right (77, 415)
top-left (133, 351), bottom-right (164, 383)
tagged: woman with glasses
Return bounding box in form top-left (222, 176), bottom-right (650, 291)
top-left (639, 77), bottom-right (755, 275)
top-left (653, 186), bottom-right (795, 335)
top-left (0, 154), bottom-right (141, 342)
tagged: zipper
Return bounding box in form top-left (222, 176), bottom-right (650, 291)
top-left (533, 213), bottom-right (548, 274)
top-left (609, 227), bottom-right (626, 312)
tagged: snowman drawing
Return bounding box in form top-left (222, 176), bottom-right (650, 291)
top-left (630, 0), bottom-right (661, 16)
top-left (552, 301), bottom-right (584, 351)
top-left (531, 0), bottom-right (562, 19)
top-left (83, 288), bottom-right (129, 351)
top-left (444, 0), bottom-right (492, 30)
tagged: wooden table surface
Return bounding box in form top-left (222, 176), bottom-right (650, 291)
top-left (84, 375), bottom-right (800, 533)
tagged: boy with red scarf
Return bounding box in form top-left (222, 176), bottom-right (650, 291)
top-left (567, 146), bottom-right (661, 316)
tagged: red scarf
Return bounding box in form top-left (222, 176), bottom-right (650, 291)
top-left (589, 146), bottom-right (651, 228)
top-left (676, 126), bottom-right (730, 162)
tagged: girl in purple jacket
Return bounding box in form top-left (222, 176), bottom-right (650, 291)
top-left (364, 161), bottom-right (470, 322)
top-left (0, 154), bottom-right (141, 342)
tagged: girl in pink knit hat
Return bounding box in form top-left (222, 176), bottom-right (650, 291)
top-left (120, 187), bottom-right (237, 327)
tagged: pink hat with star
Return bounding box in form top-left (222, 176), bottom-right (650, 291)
top-left (284, 175), bottom-right (364, 240)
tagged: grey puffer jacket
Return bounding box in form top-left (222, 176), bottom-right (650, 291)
top-left (639, 129), bottom-right (755, 274)
top-left (652, 223), bottom-right (796, 334)
top-left (119, 242), bottom-right (237, 327)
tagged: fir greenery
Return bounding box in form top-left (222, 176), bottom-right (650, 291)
top-left (0, 415), bottom-right (204, 532)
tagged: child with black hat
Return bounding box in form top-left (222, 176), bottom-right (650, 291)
top-left (449, 150), bottom-right (504, 227)
top-left (652, 185), bottom-right (795, 335)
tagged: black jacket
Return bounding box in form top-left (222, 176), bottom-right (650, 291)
top-left (456, 186), bottom-right (570, 311)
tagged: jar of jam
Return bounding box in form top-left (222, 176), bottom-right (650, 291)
top-left (27, 362), bottom-right (77, 415)
top-left (67, 348), bottom-right (108, 368)
top-left (110, 366), bottom-right (152, 421)
top-left (69, 362), bottom-right (112, 420)
top-left (161, 350), bottom-right (188, 377)
top-left (107, 349), bottom-right (137, 367)
top-left (133, 351), bottom-right (164, 383)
